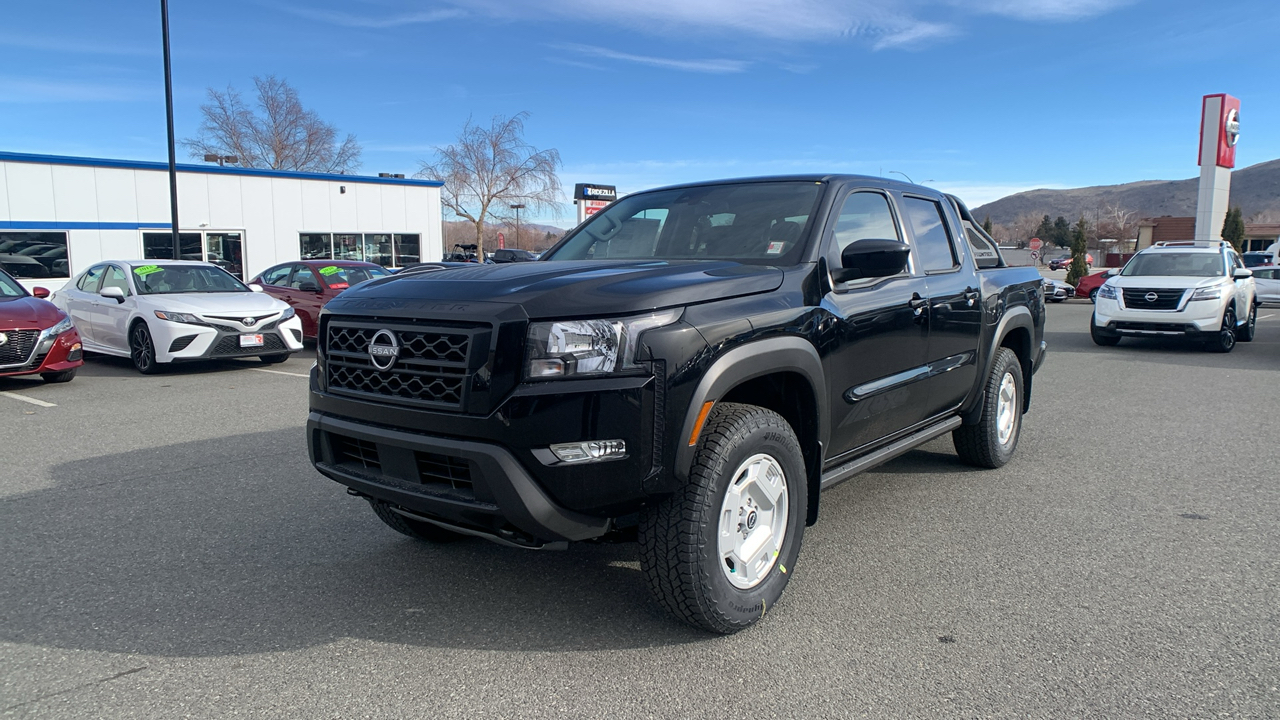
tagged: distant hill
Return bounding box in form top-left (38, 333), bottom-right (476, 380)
top-left (972, 158), bottom-right (1280, 224)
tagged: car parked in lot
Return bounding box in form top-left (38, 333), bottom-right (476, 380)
top-left (491, 248), bottom-right (538, 263)
top-left (1048, 253), bottom-right (1093, 271)
top-left (0, 268), bottom-right (82, 383)
top-left (1075, 268), bottom-right (1118, 303)
top-left (250, 260), bottom-right (390, 340)
top-left (1250, 266), bottom-right (1280, 304)
top-left (1241, 251), bottom-right (1273, 268)
top-left (52, 260), bottom-right (304, 374)
top-left (1042, 277), bottom-right (1076, 302)
top-left (1091, 241), bottom-right (1256, 352)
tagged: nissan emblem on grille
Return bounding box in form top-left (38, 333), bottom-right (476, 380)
top-left (242, 317), bottom-right (256, 326)
top-left (368, 329), bottom-right (400, 370)
top-left (1145, 292), bottom-right (1159, 303)
top-left (0, 332), bottom-right (7, 346)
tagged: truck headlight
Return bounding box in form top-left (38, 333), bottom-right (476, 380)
top-left (1098, 283), bottom-right (1118, 300)
top-left (1189, 285), bottom-right (1224, 301)
top-left (525, 309), bottom-right (681, 379)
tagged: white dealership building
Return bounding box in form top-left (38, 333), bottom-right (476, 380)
top-left (0, 151), bottom-right (444, 291)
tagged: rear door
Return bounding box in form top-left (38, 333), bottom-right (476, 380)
top-left (821, 188), bottom-right (932, 459)
top-left (64, 264), bottom-right (106, 344)
top-left (899, 194), bottom-right (983, 418)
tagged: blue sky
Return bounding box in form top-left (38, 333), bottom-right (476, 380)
top-left (2, 0), bottom-right (1277, 226)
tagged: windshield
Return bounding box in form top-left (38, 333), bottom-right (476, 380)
top-left (0, 270), bottom-right (26, 297)
top-left (1121, 252), bottom-right (1225, 278)
top-left (317, 264), bottom-right (388, 289)
top-left (133, 264), bottom-right (250, 294)
top-left (545, 181), bottom-right (823, 265)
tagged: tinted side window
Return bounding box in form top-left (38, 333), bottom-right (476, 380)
top-left (901, 197), bottom-right (959, 272)
top-left (78, 265), bottom-right (107, 293)
top-left (291, 265), bottom-right (317, 289)
top-left (832, 192), bottom-right (900, 253)
top-left (261, 265), bottom-right (292, 286)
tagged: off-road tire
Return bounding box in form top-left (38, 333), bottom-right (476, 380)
top-left (40, 369), bottom-right (77, 383)
top-left (129, 322), bottom-right (162, 374)
top-left (639, 403), bottom-right (807, 634)
top-left (1090, 314), bottom-right (1121, 346)
top-left (259, 353), bottom-right (290, 364)
top-left (953, 348), bottom-right (1024, 469)
top-left (1237, 304), bottom-right (1257, 342)
top-left (370, 500), bottom-right (466, 542)
top-left (1207, 307), bottom-right (1236, 353)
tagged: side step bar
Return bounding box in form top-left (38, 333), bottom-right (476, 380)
top-left (820, 416), bottom-right (963, 490)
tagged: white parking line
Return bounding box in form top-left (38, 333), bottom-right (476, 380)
top-left (0, 391), bottom-right (57, 408)
top-left (253, 368), bottom-right (310, 378)
top-left (1259, 314), bottom-right (1274, 320)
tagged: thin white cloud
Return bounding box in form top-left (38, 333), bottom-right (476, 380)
top-left (0, 32), bottom-right (151, 56)
top-left (962, 0), bottom-right (1136, 21)
top-left (553, 44), bottom-right (749, 73)
top-left (0, 77), bottom-right (149, 103)
top-left (872, 21), bottom-right (956, 49)
top-left (279, 5), bottom-right (462, 28)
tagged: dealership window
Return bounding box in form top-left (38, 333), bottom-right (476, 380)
top-left (297, 232), bottom-right (421, 268)
top-left (0, 231), bottom-right (70, 278)
top-left (142, 231), bottom-right (247, 280)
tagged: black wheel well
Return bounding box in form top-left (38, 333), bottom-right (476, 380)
top-left (999, 326), bottom-right (1033, 409)
top-left (718, 372), bottom-right (822, 525)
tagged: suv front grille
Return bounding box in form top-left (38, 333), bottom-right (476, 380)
top-left (0, 329), bottom-right (39, 366)
top-left (1122, 288), bottom-right (1185, 310)
top-left (323, 320), bottom-right (481, 411)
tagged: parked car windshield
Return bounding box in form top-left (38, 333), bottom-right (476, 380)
top-left (544, 181), bottom-right (823, 266)
top-left (0, 270), bottom-right (27, 297)
top-left (1121, 252), bottom-right (1225, 277)
top-left (133, 264), bottom-right (251, 294)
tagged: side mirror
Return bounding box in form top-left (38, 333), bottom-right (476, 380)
top-left (1233, 268), bottom-right (1253, 279)
top-left (31, 287), bottom-right (50, 299)
top-left (298, 281), bottom-right (321, 293)
top-left (248, 283), bottom-right (264, 292)
top-left (1105, 268), bottom-right (1120, 277)
top-left (100, 286), bottom-right (126, 303)
top-left (833, 239), bottom-right (912, 283)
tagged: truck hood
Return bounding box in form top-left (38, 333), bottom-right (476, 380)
top-left (345, 260), bottom-right (785, 319)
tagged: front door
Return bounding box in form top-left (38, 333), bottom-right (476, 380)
top-left (898, 194), bottom-right (983, 417)
top-left (90, 264), bottom-right (136, 351)
top-left (821, 190), bottom-right (932, 459)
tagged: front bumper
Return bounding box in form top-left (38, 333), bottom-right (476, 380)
top-left (0, 327), bottom-right (83, 378)
top-left (308, 412), bottom-right (614, 545)
top-left (1094, 296), bottom-right (1223, 335)
top-left (153, 315), bottom-right (305, 363)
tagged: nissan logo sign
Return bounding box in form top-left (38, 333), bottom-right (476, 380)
top-left (1145, 292), bottom-right (1159, 303)
top-left (1225, 108), bottom-right (1240, 148)
top-left (368, 329), bottom-right (400, 370)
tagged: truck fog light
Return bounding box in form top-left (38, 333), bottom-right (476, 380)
top-left (549, 439), bottom-right (626, 463)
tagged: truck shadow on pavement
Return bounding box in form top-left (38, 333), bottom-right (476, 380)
top-left (0, 428), bottom-right (706, 658)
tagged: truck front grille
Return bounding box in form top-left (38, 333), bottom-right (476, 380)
top-left (1122, 288), bottom-right (1185, 310)
top-left (0, 329), bottom-right (39, 366)
top-left (323, 319), bottom-right (482, 411)
top-left (332, 434), bottom-right (381, 471)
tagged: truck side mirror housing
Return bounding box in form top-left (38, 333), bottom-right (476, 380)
top-left (833, 239), bottom-right (911, 283)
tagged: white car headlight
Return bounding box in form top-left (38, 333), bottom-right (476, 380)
top-left (280, 306), bottom-right (296, 320)
top-left (154, 310), bottom-right (203, 324)
top-left (1098, 283), bottom-right (1118, 300)
top-left (525, 310), bottom-right (681, 379)
top-left (1189, 285), bottom-right (1224, 301)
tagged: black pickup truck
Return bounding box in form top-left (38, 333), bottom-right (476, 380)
top-left (306, 176), bottom-right (1046, 633)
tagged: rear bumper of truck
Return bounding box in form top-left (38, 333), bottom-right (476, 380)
top-left (308, 412), bottom-right (613, 547)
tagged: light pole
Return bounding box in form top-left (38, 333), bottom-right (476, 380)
top-left (887, 170), bottom-right (914, 184)
top-left (509, 203), bottom-right (525, 250)
top-left (203, 153), bottom-right (239, 167)
top-left (160, 0), bottom-right (180, 261)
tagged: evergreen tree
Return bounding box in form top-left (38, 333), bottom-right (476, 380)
top-left (982, 215), bottom-right (993, 234)
top-left (1067, 217), bottom-right (1090, 285)
top-left (1034, 215), bottom-right (1053, 244)
top-left (1052, 216), bottom-right (1071, 248)
top-left (1222, 206), bottom-right (1246, 251)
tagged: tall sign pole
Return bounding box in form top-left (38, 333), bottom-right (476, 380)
top-left (160, 0), bottom-right (181, 260)
top-left (1195, 93), bottom-right (1241, 242)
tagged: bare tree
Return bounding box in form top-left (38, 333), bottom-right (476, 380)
top-left (417, 112), bottom-right (561, 257)
top-left (182, 75), bottom-right (361, 174)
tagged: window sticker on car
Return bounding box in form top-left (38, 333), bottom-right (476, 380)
top-left (319, 266), bottom-right (340, 276)
top-left (766, 242), bottom-right (786, 254)
top-left (134, 265), bottom-right (161, 276)
top-left (328, 282), bottom-right (349, 290)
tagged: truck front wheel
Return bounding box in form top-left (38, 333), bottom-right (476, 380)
top-left (953, 348), bottom-right (1024, 469)
top-left (639, 403), bottom-right (807, 634)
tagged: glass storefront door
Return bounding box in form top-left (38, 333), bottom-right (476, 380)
top-left (204, 233), bottom-right (244, 279)
top-left (141, 231), bottom-right (247, 279)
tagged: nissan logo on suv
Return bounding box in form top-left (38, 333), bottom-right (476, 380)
top-left (368, 329), bottom-right (400, 370)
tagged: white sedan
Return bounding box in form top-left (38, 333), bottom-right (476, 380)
top-left (52, 260), bottom-right (304, 374)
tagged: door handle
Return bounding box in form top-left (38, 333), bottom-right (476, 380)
top-left (963, 287), bottom-right (979, 306)
top-left (909, 293), bottom-right (928, 311)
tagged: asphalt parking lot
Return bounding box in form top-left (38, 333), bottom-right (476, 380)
top-left (3, 302), bottom-right (1279, 719)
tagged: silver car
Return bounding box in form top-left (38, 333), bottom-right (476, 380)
top-left (1251, 266), bottom-right (1280, 305)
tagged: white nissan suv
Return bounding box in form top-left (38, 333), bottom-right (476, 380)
top-left (1091, 241), bottom-right (1257, 353)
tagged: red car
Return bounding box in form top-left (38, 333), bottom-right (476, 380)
top-left (0, 268), bottom-right (83, 382)
top-left (249, 260), bottom-right (391, 339)
top-left (1075, 268), bottom-right (1117, 303)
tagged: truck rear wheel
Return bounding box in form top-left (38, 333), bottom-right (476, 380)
top-left (953, 348), bottom-right (1023, 469)
top-left (369, 500), bottom-right (466, 543)
top-left (639, 403), bottom-right (806, 634)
